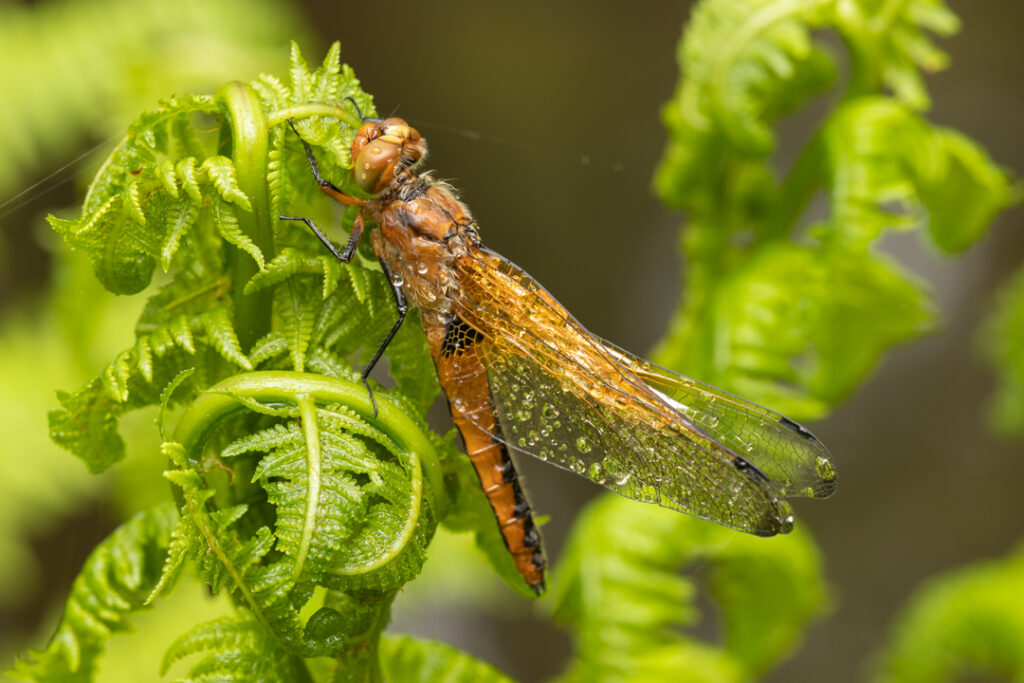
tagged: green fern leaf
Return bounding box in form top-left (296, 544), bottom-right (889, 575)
top-left (552, 495), bottom-right (827, 682)
top-left (652, 1), bottom-right (1017, 419)
top-left (839, 0), bottom-right (959, 109)
top-left (873, 543), bottom-right (1024, 683)
top-left (49, 381), bottom-right (127, 473)
top-left (212, 198), bottom-right (265, 271)
top-left (159, 197), bottom-right (201, 270)
top-left (655, 0), bottom-right (836, 206)
top-left (202, 155), bottom-right (253, 212)
top-left (176, 156), bottom-right (203, 203)
top-left (160, 615), bottom-right (307, 681)
top-left (380, 634), bottom-right (516, 683)
top-left (12, 505), bottom-right (178, 682)
top-left (200, 307), bottom-right (253, 370)
top-left (982, 268), bottom-right (1024, 436)
top-left (824, 98), bottom-right (1018, 251)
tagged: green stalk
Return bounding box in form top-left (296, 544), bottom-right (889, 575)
top-left (216, 81), bottom-right (275, 349)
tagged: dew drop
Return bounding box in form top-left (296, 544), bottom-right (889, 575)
top-left (541, 404), bottom-right (559, 420)
top-left (517, 436), bottom-right (527, 447)
top-left (390, 272), bottom-right (404, 286)
top-left (538, 448), bottom-right (551, 461)
top-left (615, 472), bottom-right (632, 486)
top-left (587, 463), bottom-right (606, 484)
top-left (570, 459), bottom-right (585, 474)
top-left (575, 437), bottom-right (593, 454)
top-left (815, 456), bottom-right (835, 479)
top-left (527, 429), bottom-right (539, 446)
top-left (416, 262), bottom-right (429, 275)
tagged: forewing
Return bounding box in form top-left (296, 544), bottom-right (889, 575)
top-left (449, 248), bottom-right (796, 536)
top-left (602, 343), bottom-right (836, 499)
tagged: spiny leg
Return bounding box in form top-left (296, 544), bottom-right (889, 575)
top-left (287, 118), bottom-right (364, 206)
top-left (360, 258), bottom-right (408, 417)
top-left (285, 118), bottom-right (397, 417)
top-left (279, 212), bottom-right (365, 263)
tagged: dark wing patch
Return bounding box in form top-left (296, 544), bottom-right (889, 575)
top-left (441, 315), bottom-right (485, 358)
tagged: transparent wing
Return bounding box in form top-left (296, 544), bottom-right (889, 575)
top-left (444, 247), bottom-right (835, 535)
top-left (601, 343), bottom-right (836, 498)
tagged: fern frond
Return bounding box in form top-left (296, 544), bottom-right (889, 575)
top-left (157, 370), bottom-right (444, 661)
top-left (0, 0), bottom-right (308, 200)
top-left (655, 0), bottom-right (836, 206)
top-left (379, 634), bottom-right (516, 683)
top-left (839, 0), bottom-right (959, 109)
top-left (12, 505), bottom-right (178, 682)
top-left (823, 97), bottom-right (1019, 251)
top-left (872, 543), bottom-right (1024, 683)
top-left (982, 267), bottom-right (1024, 436)
top-left (160, 615), bottom-right (307, 681)
top-left (551, 495), bottom-right (827, 682)
top-left (652, 1), bottom-right (1018, 419)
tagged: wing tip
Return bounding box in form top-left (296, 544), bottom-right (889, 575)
top-left (777, 415), bottom-right (838, 499)
top-left (753, 502), bottom-right (795, 536)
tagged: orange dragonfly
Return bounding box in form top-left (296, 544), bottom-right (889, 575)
top-left (281, 112), bottom-right (835, 594)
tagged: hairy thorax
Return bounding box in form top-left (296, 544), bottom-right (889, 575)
top-left (367, 177), bottom-right (477, 329)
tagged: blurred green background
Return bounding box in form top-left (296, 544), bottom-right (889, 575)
top-left (1, 1), bottom-right (1022, 681)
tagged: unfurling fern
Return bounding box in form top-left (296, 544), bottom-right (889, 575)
top-left (20, 43), bottom-right (514, 681)
top-left (653, 0), bottom-right (1017, 419)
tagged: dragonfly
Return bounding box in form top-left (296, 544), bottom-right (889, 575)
top-left (281, 112), bottom-right (836, 594)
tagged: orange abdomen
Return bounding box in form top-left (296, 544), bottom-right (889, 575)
top-left (428, 315), bottom-right (546, 593)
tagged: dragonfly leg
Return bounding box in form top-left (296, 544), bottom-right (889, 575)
top-left (360, 258), bottom-right (408, 418)
top-left (287, 118), bottom-right (364, 206)
top-left (279, 212), bottom-right (364, 263)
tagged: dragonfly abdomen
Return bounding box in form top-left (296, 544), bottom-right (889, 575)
top-left (428, 315), bottom-right (546, 593)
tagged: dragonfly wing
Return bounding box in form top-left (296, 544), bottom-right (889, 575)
top-left (600, 342), bottom-right (836, 499)
top-left (449, 248), bottom-right (797, 536)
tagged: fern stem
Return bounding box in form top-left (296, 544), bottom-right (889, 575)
top-left (268, 103), bottom-right (362, 130)
top-left (217, 81), bottom-right (275, 350)
top-left (766, 126), bottom-right (827, 240)
top-left (296, 396), bottom-right (322, 582)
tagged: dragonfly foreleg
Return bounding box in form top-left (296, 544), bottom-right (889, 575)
top-left (287, 118), bottom-right (365, 206)
top-left (360, 258), bottom-right (409, 418)
top-left (279, 211), bottom-right (365, 263)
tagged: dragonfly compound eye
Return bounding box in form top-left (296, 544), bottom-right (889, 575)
top-left (354, 139), bottom-right (402, 194)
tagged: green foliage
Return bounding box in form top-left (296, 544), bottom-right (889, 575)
top-left (379, 635), bottom-right (515, 682)
top-left (983, 266), bottom-right (1024, 436)
top-left (653, 0), bottom-right (1018, 420)
top-left (551, 495), bottom-right (826, 682)
top-left (872, 543), bottom-right (1024, 683)
top-left (19, 42), bottom-right (515, 681)
top-left (0, 0), bottom-right (307, 202)
top-left (14, 0), bottom-right (1021, 678)
top-left (12, 505), bottom-right (178, 682)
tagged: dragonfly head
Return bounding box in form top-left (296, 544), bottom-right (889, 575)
top-left (351, 117), bottom-right (427, 194)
